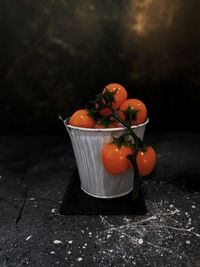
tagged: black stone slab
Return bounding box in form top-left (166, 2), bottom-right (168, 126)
top-left (60, 169), bottom-right (146, 215)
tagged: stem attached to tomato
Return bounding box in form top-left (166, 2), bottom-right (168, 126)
top-left (108, 105), bottom-right (142, 200)
top-left (92, 91), bottom-right (144, 201)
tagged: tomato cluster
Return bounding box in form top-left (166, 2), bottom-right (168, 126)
top-left (102, 143), bottom-right (156, 177)
top-left (68, 83), bottom-right (156, 178)
top-left (69, 83), bottom-right (147, 129)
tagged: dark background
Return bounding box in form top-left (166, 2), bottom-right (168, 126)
top-left (1, 0), bottom-right (200, 134)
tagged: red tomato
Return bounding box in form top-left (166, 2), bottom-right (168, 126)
top-left (69, 109), bottom-right (95, 128)
top-left (136, 146), bottom-right (157, 176)
top-left (102, 143), bottom-right (133, 175)
top-left (100, 83), bottom-right (128, 117)
top-left (120, 99), bottom-right (147, 125)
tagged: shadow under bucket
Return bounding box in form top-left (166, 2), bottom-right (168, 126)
top-left (64, 118), bottom-right (149, 198)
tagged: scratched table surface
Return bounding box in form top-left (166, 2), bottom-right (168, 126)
top-left (0, 133), bottom-right (200, 267)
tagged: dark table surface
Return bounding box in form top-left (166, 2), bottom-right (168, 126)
top-left (0, 132), bottom-right (200, 267)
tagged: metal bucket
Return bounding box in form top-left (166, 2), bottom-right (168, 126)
top-left (64, 118), bottom-right (149, 198)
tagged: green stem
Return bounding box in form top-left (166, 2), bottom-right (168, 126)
top-left (128, 156), bottom-right (140, 200)
top-left (109, 106), bottom-right (142, 148)
top-left (108, 106), bottom-right (142, 200)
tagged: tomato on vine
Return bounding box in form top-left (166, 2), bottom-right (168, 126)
top-left (136, 146), bottom-right (157, 176)
top-left (120, 99), bottom-right (147, 125)
top-left (69, 109), bottom-right (95, 128)
top-left (94, 120), bottom-right (116, 129)
top-left (102, 143), bottom-right (133, 175)
top-left (100, 83), bottom-right (128, 117)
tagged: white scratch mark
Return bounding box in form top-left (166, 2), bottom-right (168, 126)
top-left (138, 238), bottom-right (143, 244)
top-left (100, 215), bottom-right (157, 233)
top-left (145, 224), bottom-right (200, 238)
top-left (96, 201), bottom-right (200, 263)
top-left (53, 240), bottom-right (63, 245)
top-left (26, 235), bottom-right (32, 241)
top-left (51, 208), bottom-right (57, 213)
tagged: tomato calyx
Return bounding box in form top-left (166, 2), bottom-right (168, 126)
top-left (95, 117), bottom-right (114, 128)
top-left (111, 134), bottom-right (134, 148)
top-left (122, 106), bottom-right (140, 125)
top-left (140, 145), bottom-right (148, 153)
top-left (102, 88), bottom-right (118, 104)
top-left (95, 89), bottom-right (117, 112)
top-left (85, 101), bottom-right (99, 121)
top-left (86, 89), bottom-right (117, 119)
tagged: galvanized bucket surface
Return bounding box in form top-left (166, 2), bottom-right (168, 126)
top-left (64, 118), bottom-right (149, 198)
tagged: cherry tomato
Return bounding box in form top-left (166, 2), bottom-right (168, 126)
top-left (69, 109), bottom-right (95, 128)
top-left (109, 111), bottom-right (126, 127)
top-left (136, 146), bottom-right (157, 176)
top-left (94, 121), bottom-right (116, 129)
top-left (100, 83), bottom-right (128, 117)
top-left (102, 143), bottom-right (133, 175)
top-left (95, 111), bottom-right (126, 128)
top-left (120, 99), bottom-right (147, 125)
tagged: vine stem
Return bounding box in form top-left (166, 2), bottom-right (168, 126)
top-left (108, 106), bottom-right (142, 200)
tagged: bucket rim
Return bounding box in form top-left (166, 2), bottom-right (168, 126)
top-left (64, 117), bottom-right (149, 132)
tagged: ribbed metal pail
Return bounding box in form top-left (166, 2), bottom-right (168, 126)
top-left (64, 118), bottom-right (149, 198)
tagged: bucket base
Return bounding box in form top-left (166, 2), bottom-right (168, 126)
top-left (60, 170), bottom-right (147, 215)
top-left (81, 186), bottom-right (133, 199)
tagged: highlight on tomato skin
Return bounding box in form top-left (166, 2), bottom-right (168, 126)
top-left (136, 146), bottom-right (157, 176)
top-left (120, 98), bottom-right (147, 125)
top-left (102, 143), bottom-right (133, 175)
top-left (69, 109), bottom-right (95, 128)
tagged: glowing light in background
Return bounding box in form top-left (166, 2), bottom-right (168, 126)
top-left (131, 0), bottom-right (180, 36)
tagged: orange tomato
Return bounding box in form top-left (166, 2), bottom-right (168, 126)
top-left (120, 99), bottom-right (147, 125)
top-left (136, 146), bottom-right (157, 176)
top-left (94, 121), bottom-right (116, 129)
top-left (69, 109), bottom-right (95, 128)
top-left (100, 83), bottom-right (128, 117)
top-left (110, 110), bottom-right (126, 121)
top-left (109, 111), bottom-right (126, 127)
top-left (99, 108), bottom-right (112, 117)
top-left (95, 111), bottom-right (126, 128)
top-left (102, 143), bottom-right (133, 175)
